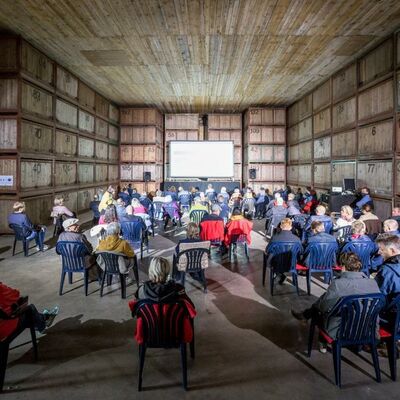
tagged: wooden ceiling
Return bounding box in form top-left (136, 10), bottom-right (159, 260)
top-left (0, 0), bottom-right (400, 112)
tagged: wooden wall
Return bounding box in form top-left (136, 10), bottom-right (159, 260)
top-left (287, 32), bottom-right (400, 220)
top-left (0, 35), bottom-right (120, 232)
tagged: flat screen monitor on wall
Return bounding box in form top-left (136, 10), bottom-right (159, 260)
top-left (169, 141), bottom-right (234, 178)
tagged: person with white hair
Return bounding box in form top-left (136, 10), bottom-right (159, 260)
top-left (287, 193), bottom-right (301, 216)
top-left (51, 196), bottom-right (74, 224)
top-left (8, 201), bottom-right (48, 251)
top-left (304, 204), bottom-right (332, 232)
top-left (96, 222), bottom-right (135, 274)
top-left (383, 219), bottom-right (400, 237)
top-left (126, 198), bottom-right (152, 232)
top-left (228, 187), bottom-right (242, 209)
top-left (134, 257), bottom-right (194, 305)
top-left (218, 186), bottom-right (230, 204)
top-left (334, 205), bottom-right (355, 229)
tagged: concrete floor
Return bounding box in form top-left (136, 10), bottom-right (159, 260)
top-left (0, 214), bottom-right (399, 399)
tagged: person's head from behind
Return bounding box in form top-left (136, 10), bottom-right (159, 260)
top-left (274, 192), bottom-right (281, 200)
top-left (13, 201), bottom-right (25, 214)
top-left (288, 193), bottom-right (295, 201)
top-left (217, 194), bottom-right (225, 204)
top-left (122, 186), bottom-right (129, 193)
top-left (233, 188), bottom-right (240, 194)
top-left (361, 187), bottom-right (370, 196)
top-left (362, 204), bottom-right (373, 214)
top-left (207, 184), bottom-right (213, 190)
top-left (392, 207), bottom-right (400, 217)
top-left (54, 196), bottom-right (64, 206)
top-left (148, 257), bottom-right (171, 284)
top-left (178, 186), bottom-right (183, 192)
top-left (211, 204), bottom-right (221, 215)
top-left (232, 208), bottom-right (242, 217)
top-left (340, 205), bottom-right (353, 221)
top-left (377, 235), bottom-right (400, 261)
top-left (339, 252), bottom-right (362, 272)
top-left (106, 221), bottom-right (121, 237)
top-left (384, 219), bottom-right (399, 233)
top-left (280, 218), bottom-right (292, 231)
top-left (93, 194), bottom-right (99, 201)
top-left (104, 205), bottom-right (117, 223)
top-left (297, 188), bottom-right (302, 193)
top-left (276, 197), bottom-right (284, 206)
top-left (131, 198), bottom-right (141, 208)
top-left (116, 198), bottom-right (125, 207)
top-left (352, 220), bottom-right (366, 235)
top-left (315, 205), bottom-right (326, 216)
top-left (311, 220), bottom-right (324, 235)
top-left (63, 218), bottom-right (80, 232)
top-left (186, 222), bottom-right (200, 239)
top-left (193, 196), bottom-right (201, 205)
top-left (168, 185), bottom-right (176, 193)
top-left (220, 186), bottom-right (227, 194)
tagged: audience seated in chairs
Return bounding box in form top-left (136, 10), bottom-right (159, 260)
top-left (8, 201), bottom-right (48, 253)
top-left (130, 187), bottom-right (141, 200)
top-left (333, 205), bottom-right (355, 232)
top-left (304, 205), bottom-right (332, 232)
top-left (241, 188), bottom-right (255, 218)
top-left (306, 220), bottom-right (337, 246)
top-left (254, 187), bottom-right (268, 219)
top-left (139, 192), bottom-right (152, 212)
top-left (199, 204), bottom-right (225, 250)
top-left (89, 194), bottom-right (101, 226)
top-left (228, 188), bottom-right (242, 209)
top-left (224, 208), bottom-right (253, 255)
top-left (162, 195), bottom-right (181, 229)
top-left (0, 282), bottom-right (58, 391)
top-left (292, 252), bottom-right (380, 353)
top-left (287, 193), bottom-right (301, 216)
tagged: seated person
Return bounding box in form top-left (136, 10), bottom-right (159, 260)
top-left (118, 186), bottom-right (131, 206)
top-left (199, 204), bottom-right (225, 244)
top-left (218, 186), bottom-right (230, 204)
top-left (89, 194), bottom-right (100, 226)
top-left (266, 192), bottom-right (284, 212)
top-left (189, 197), bottom-right (209, 215)
top-left (254, 187), bottom-right (268, 219)
top-left (162, 195), bottom-right (181, 228)
top-left (0, 282), bottom-right (58, 342)
top-left (294, 188), bottom-right (304, 205)
top-left (96, 222), bottom-right (136, 274)
top-left (302, 189), bottom-right (318, 214)
top-left (382, 219), bottom-right (400, 237)
top-left (139, 192), bottom-right (152, 212)
top-left (359, 204), bottom-right (380, 222)
top-left (8, 201), bottom-right (48, 251)
top-left (224, 208), bottom-right (253, 248)
top-left (333, 205), bottom-right (355, 231)
top-left (99, 204), bottom-right (118, 225)
top-left (287, 193), bottom-right (301, 216)
top-left (375, 235), bottom-right (400, 303)
top-left (178, 186), bottom-right (190, 200)
top-left (164, 186), bottom-right (178, 202)
top-left (359, 204), bottom-right (381, 238)
top-left (304, 205), bottom-right (332, 232)
top-left (228, 188), bottom-right (242, 209)
top-left (292, 252), bottom-right (380, 352)
top-left (306, 220), bottom-right (337, 245)
top-left (355, 186), bottom-right (374, 210)
top-left (58, 218), bottom-right (98, 280)
top-left (99, 185), bottom-right (115, 213)
top-left (391, 207), bottom-right (400, 226)
top-left (126, 198), bottom-right (152, 231)
top-left (152, 189), bottom-right (166, 203)
top-left (130, 188), bottom-right (141, 200)
top-left (175, 222), bottom-right (202, 255)
top-left (51, 196), bottom-right (74, 224)
top-left (115, 198), bottom-right (127, 220)
top-left (217, 195), bottom-right (230, 222)
top-left (265, 197), bottom-right (288, 233)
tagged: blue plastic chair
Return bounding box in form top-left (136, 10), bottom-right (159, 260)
top-left (140, 197), bottom-right (152, 212)
top-left (9, 223), bottom-right (31, 257)
top-left (308, 293), bottom-right (385, 387)
top-left (341, 240), bottom-right (376, 276)
top-left (96, 252), bottom-right (139, 298)
top-left (56, 241), bottom-right (92, 296)
top-left (229, 233), bottom-right (249, 260)
top-left (189, 210), bottom-right (208, 225)
top-left (131, 299), bottom-right (195, 391)
top-left (379, 294), bottom-right (400, 381)
top-left (263, 241), bottom-right (303, 295)
top-left (300, 241), bottom-right (339, 295)
top-left (178, 194), bottom-right (191, 212)
top-left (121, 221), bottom-right (148, 259)
top-left (152, 201), bottom-right (164, 221)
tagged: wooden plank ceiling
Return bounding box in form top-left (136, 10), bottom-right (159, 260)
top-left (0, 0), bottom-right (399, 112)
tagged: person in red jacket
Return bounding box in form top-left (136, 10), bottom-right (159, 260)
top-left (0, 282), bottom-right (58, 341)
top-left (224, 208), bottom-right (253, 247)
top-left (200, 204), bottom-right (225, 243)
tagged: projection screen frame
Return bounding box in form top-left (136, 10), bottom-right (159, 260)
top-left (169, 140), bottom-right (235, 178)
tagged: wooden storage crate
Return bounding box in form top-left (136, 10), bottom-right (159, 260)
top-left (332, 161), bottom-right (356, 187)
top-left (78, 110), bottom-right (95, 134)
top-left (95, 164), bottom-right (108, 183)
top-left (298, 140), bottom-right (312, 162)
top-left (95, 94), bottom-right (109, 120)
top-left (244, 145), bottom-right (285, 163)
top-left (313, 163), bottom-right (331, 188)
top-left (357, 160), bottom-right (393, 197)
top-left (108, 164), bottom-right (119, 182)
top-left (109, 103), bottom-right (119, 124)
top-left (55, 98), bottom-right (78, 129)
top-left (332, 63), bottom-right (357, 103)
top-left (165, 114), bottom-right (199, 130)
top-left (77, 187), bottom-right (95, 211)
top-left (288, 94), bottom-right (312, 126)
top-left (120, 108), bottom-right (163, 129)
top-left (247, 182), bottom-right (285, 193)
top-left (78, 163), bottom-right (95, 184)
top-left (56, 66), bottom-right (78, 99)
top-left (23, 194), bottom-right (53, 226)
top-left (244, 126), bottom-right (285, 145)
top-left (288, 144), bottom-right (299, 163)
top-left (95, 140), bottom-right (108, 160)
top-left (0, 197), bottom-right (17, 233)
top-left (54, 161), bottom-right (77, 186)
top-left (332, 97), bottom-right (356, 131)
top-left (95, 117), bottom-right (108, 138)
top-left (55, 130), bottom-right (77, 157)
top-left (108, 144), bottom-right (119, 162)
top-left (332, 130), bottom-right (356, 158)
top-left (313, 80), bottom-right (331, 112)
top-left (287, 165), bottom-right (299, 184)
top-left (313, 107), bottom-right (331, 137)
top-left (208, 114), bottom-right (242, 130)
top-left (78, 137), bottom-right (95, 158)
top-left (373, 198), bottom-right (392, 221)
top-left (313, 136), bottom-right (331, 160)
top-left (243, 164), bottom-right (285, 182)
top-left (244, 108), bottom-right (285, 126)
top-left (78, 82), bottom-right (95, 112)
top-left (208, 129), bottom-right (242, 146)
top-left (298, 164), bottom-right (312, 186)
top-left (121, 126), bottom-right (163, 144)
top-left (165, 129), bottom-right (199, 142)
top-left (120, 181), bottom-right (159, 194)
top-left (358, 119), bottom-right (393, 157)
top-left (287, 125), bottom-right (299, 145)
top-left (0, 37), bottom-right (18, 72)
top-left (108, 124), bottom-right (119, 143)
top-left (298, 117), bottom-right (312, 142)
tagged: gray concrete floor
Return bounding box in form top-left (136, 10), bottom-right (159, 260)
top-left (0, 214), bottom-right (399, 399)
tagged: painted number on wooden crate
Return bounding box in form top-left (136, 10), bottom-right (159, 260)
top-left (32, 163), bottom-right (42, 174)
top-left (338, 104), bottom-right (344, 114)
top-left (250, 110), bottom-right (259, 114)
top-left (32, 89), bottom-right (41, 102)
top-left (62, 164), bottom-right (72, 174)
top-left (371, 127), bottom-right (376, 136)
top-left (250, 128), bottom-right (260, 133)
top-left (367, 163), bottom-right (375, 173)
top-left (34, 128), bottom-right (42, 139)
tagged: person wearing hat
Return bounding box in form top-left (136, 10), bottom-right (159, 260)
top-left (57, 218), bottom-right (98, 279)
top-left (8, 201), bottom-right (48, 251)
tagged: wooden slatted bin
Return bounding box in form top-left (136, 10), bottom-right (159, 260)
top-left (78, 188), bottom-right (95, 212)
top-left (54, 161), bottom-right (77, 187)
top-left (78, 82), bottom-right (95, 112)
top-left (78, 163), bottom-right (94, 184)
top-left (244, 145), bottom-right (285, 163)
top-left (313, 163), bottom-right (331, 188)
top-left (165, 114), bottom-right (199, 130)
top-left (373, 198), bottom-right (392, 221)
top-left (108, 165), bottom-right (119, 182)
top-left (244, 126), bottom-right (285, 145)
top-left (313, 136), bottom-right (331, 160)
top-left (78, 137), bottom-right (95, 158)
top-left (332, 63), bottom-right (357, 103)
top-left (332, 130), bottom-right (356, 159)
top-left (109, 104), bottom-right (119, 124)
top-left (95, 117), bottom-right (108, 138)
top-left (23, 194), bottom-right (53, 226)
top-left (121, 126), bottom-right (163, 144)
top-left (287, 165), bottom-right (299, 185)
top-left (288, 94), bottom-right (312, 127)
top-left (95, 140), bottom-right (108, 160)
top-left (108, 145), bottom-right (119, 162)
top-left (244, 108), bottom-right (285, 126)
top-left (332, 97), bottom-right (356, 131)
top-left (55, 130), bottom-right (77, 157)
top-left (78, 110), bottom-right (95, 134)
top-left (287, 125), bottom-right (299, 145)
top-left (95, 94), bottom-right (109, 120)
top-left (247, 182), bottom-right (285, 193)
top-left (55, 98), bottom-right (78, 129)
top-left (243, 164), bottom-right (285, 182)
top-left (95, 164), bottom-right (108, 183)
top-left (313, 80), bottom-right (331, 112)
top-left (56, 66), bottom-right (78, 100)
top-left (208, 130), bottom-right (242, 146)
top-left (108, 124), bottom-right (119, 143)
top-left (313, 107), bottom-right (331, 137)
top-left (0, 197), bottom-right (16, 233)
top-left (331, 161), bottom-right (356, 187)
top-left (298, 141), bottom-right (312, 163)
top-left (357, 160), bottom-right (393, 197)
top-left (298, 164), bottom-right (312, 186)
top-left (208, 114), bottom-right (242, 130)
top-left (120, 108), bottom-right (163, 129)
top-left (358, 119), bottom-right (393, 157)
top-left (120, 182), bottom-right (159, 194)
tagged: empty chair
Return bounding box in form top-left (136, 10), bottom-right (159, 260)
top-left (121, 221), bottom-right (148, 259)
top-left (308, 293), bottom-right (385, 387)
top-left (8, 224), bottom-right (31, 257)
top-left (96, 252), bottom-right (139, 298)
top-left (56, 241), bottom-right (94, 296)
top-left (129, 299), bottom-right (196, 391)
top-left (189, 209), bottom-right (208, 225)
top-left (263, 241), bottom-right (303, 295)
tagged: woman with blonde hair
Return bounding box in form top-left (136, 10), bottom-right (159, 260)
top-left (51, 196), bottom-right (75, 224)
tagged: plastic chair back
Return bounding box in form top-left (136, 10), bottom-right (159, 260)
top-left (190, 210), bottom-right (208, 225)
top-left (56, 241), bottom-right (88, 272)
top-left (305, 241), bottom-right (338, 271)
top-left (179, 194), bottom-right (191, 207)
top-left (341, 240), bottom-right (376, 274)
top-left (177, 248), bottom-right (210, 273)
top-left (152, 201), bottom-right (164, 220)
top-left (121, 221), bottom-right (144, 248)
top-left (266, 241), bottom-right (302, 273)
top-left (97, 252), bottom-right (120, 274)
top-left (9, 223), bottom-right (30, 240)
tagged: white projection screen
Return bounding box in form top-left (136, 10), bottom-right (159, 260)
top-left (169, 141), bottom-right (234, 178)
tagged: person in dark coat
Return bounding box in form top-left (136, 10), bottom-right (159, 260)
top-left (292, 252), bottom-right (380, 351)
